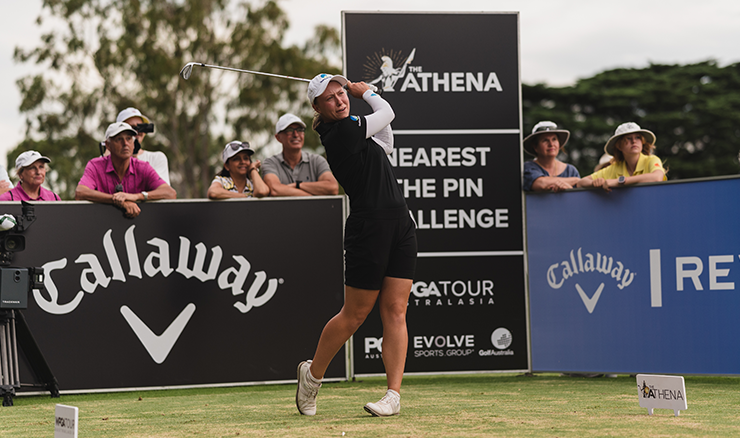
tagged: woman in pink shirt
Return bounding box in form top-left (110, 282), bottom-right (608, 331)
top-left (0, 151), bottom-right (61, 201)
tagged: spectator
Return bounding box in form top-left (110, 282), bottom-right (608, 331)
top-left (522, 121), bottom-right (580, 192)
top-left (262, 113), bottom-right (338, 196)
top-left (116, 107), bottom-right (171, 184)
top-left (577, 122), bottom-right (666, 191)
top-left (207, 141), bottom-right (269, 199)
top-left (0, 164), bottom-right (12, 196)
top-left (0, 151), bottom-right (60, 201)
top-left (594, 153), bottom-right (613, 172)
top-left (76, 122), bottom-right (177, 218)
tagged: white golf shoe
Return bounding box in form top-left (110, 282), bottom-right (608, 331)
top-left (296, 360), bottom-right (321, 415)
top-left (364, 389), bottom-right (400, 417)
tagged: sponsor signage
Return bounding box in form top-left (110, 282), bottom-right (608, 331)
top-left (9, 198), bottom-right (346, 391)
top-left (528, 177), bottom-right (740, 374)
top-left (636, 374), bottom-right (687, 416)
top-left (344, 12), bottom-right (528, 374)
top-left (55, 404), bottom-right (79, 438)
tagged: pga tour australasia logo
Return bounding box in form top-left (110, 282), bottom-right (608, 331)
top-left (33, 225), bottom-right (282, 364)
top-left (362, 48), bottom-right (503, 93)
top-left (546, 248), bottom-right (636, 314)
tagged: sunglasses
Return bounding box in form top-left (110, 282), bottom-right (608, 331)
top-left (227, 141), bottom-right (250, 150)
top-left (281, 127), bottom-right (305, 135)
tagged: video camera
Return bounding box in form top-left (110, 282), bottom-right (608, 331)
top-left (0, 202), bottom-right (45, 309)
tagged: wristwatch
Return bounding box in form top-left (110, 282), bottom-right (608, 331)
top-left (296, 180), bottom-right (301, 189)
top-left (141, 191), bottom-right (149, 201)
top-left (618, 176), bottom-right (626, 185)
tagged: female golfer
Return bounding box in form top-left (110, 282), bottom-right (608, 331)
top-left (296, 74), bottom-right (417, 417)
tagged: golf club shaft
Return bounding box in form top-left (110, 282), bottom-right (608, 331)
top-left (182, 62), bottom-right (310, 82)
top-left (180, 62), bottom-right (380, 93)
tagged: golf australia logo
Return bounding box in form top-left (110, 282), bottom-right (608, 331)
top-left (479, 327), bottom-right (514, 357)
top-left (362, 48), bottom-right (503, 93)
top-left (33, 225), bottom-right (282, 364)
top-left (546, 248), bottom-right (636, 313)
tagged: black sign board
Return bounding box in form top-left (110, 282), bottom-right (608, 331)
top-left (5, 198), bottom-right (346, 391)
top-left (344, 12), bottom-right (528, 374)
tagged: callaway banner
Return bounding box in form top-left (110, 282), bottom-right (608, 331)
top-left (4, 198), bottom-right (345, 391)
top-left (528, 177), bottom-right (740, 374)
top-left (344, 12), bottom-right (528, 374)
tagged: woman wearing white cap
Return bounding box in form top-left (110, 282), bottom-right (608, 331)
top-left (577, 122), bottom-right (666, 191)
top-left (0, 151), bottom-right (61, 201)
top-left (522, 121), bottom-right (580, 192)
top-left (295, 74), bottom-right (417, 417)
top-left (207, 141), bottom-right (269, 199)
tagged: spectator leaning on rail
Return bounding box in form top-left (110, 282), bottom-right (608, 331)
top-left (0, 163), bottom-right (13, 196)
top-left (576, 122), bottom-right (666, 192)
top-left (0, 151), bottom-right (60, 201)
top-left (261, 113), bottom-right (338, 197)
top-left (522, 121), bottom-right (580, 192)
top-left (116, 107), bottom-right (172, 185)
top-left (207, 141), bottom-right (269, 199)
top-left (76, 122), bottom-right (177, 218)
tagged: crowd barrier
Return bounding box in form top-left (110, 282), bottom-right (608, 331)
top-left (526, 176), bottom-right (740, 375)
top-left (4, 197), bottom-right (347, 392)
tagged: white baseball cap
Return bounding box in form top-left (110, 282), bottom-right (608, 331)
top-left (116, 107), bottom-right (151, 124)
top-left (222, 141), bottom-right (255, 163)
top-left (307, 73), bottom-right (348, 103)
top-left (105, 122), bottom-right (137, 140)
top-left (15, 150), bottom-right (51, 170)
top-left (275, 113), bottom-right (306, 134)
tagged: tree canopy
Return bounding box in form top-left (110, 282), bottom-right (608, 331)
top-left (523, 61), bottom-right (740, 179)
top-left (13, 0), bottom-right (340, 199)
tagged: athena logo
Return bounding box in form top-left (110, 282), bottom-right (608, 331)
top-left (490, 328), bottom-right (512, 350)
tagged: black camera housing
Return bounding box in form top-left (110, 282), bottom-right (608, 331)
top-left (0, 202), bottom-right (44, 309)
top-left (134, 123), bottom-right (154, 133)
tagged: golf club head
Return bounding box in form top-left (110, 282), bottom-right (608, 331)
top-left (180, 63), bottom-right (196, 80)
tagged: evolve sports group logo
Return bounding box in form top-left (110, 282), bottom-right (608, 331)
top-left (33, 225), bottom-right (282, 364)
top-left (361, 48), bottom-right (504, 93)
top-left (363, 327), bottom-right (514, 360)
top-left (545, 248), bottom-right (636, 314)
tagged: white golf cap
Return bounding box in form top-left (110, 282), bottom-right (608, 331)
top-left (307, 73), bottom-right (348, 103)
top-left (222, 141), bottom-right (255, 163)
top-left (604, 122), bottom-right (656, 155)
top-left (105, 122), bottom-right (137, 140)
top-left (15, 150), bottom-right (51, 170)
top-left (275, 113), bottom-right (306, 134)
top-left (116, 107), bottom-right (151, 124)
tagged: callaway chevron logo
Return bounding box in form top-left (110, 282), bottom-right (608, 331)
top-left (33, 225), bottom-right (282, 364)
top-left (546, 248), bottom-right (636, 313)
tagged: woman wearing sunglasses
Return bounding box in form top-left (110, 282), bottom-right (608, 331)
top-left (207, 141), bottom-right (269, 199)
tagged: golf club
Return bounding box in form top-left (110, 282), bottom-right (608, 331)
top-left (179, 62), bottom-right (380, 93)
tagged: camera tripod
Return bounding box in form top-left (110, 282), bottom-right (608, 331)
top-left (0, 309), bottom-right (59, 406)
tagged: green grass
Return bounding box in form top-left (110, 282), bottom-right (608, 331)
top-left (2, 373), bottom-right (740, 437)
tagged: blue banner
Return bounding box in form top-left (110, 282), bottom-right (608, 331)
top-left (527, 177), bottom-right (740, 374)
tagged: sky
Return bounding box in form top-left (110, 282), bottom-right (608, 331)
top-left (1, 0), bottom-right (739, 168)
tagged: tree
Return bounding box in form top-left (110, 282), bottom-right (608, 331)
top-left (523, 61), bottom-right (740, 179)
top-left (13, 0), bottom-right (340, 199)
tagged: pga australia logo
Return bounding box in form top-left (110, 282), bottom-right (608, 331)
top-left (546, 248), bottom-right (636, 313)
top-left (362, 48), bottom-right (503, 93)
top-left (33, 225), bottom-right (281, 364)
